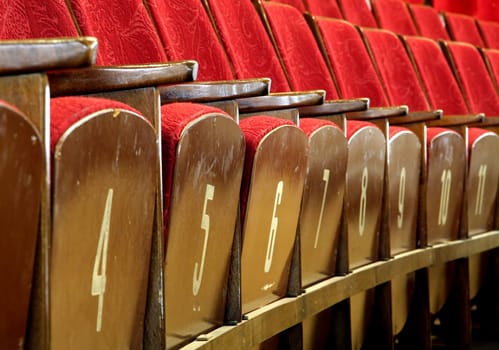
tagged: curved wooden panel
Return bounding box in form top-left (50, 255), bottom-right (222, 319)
top-left (49, 110), bottom-right (157, 349)
top-left (300, 125), bottom-right (347, 287)
top-left (164, 114), bottom-right (245, 348)
top-left (0, 106), bottom-right (43, 349)
top-left (241, 126), bottom-right (308, 314)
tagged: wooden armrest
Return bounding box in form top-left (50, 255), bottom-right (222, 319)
top-left (389, 110), bottom-right (443, 125)
top-left (236, 90), bottom-right (325, 113)
top-left (426, 113), bottom-right (484, 127)
top-left (159, 78), bottom-right (271, 102)
top-left (467, 116), bottom-right (499, 127)
top-left (48, 61), bottom-right (198, 96)
top-left (346, 105), bottom-right (409, 120)
top-left (0, 37), bottom-right (97, 74)
top-left (297, 98), bottom-right (369, 116)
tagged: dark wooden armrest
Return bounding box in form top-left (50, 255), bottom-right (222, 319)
top-left (297, 98), bottom-right (369, 116)
top-left (159, 78), bottom-right (271, 103)
top-left (389, 110), bottom-right (443, 125)
top-left (0, 37), bottom-right (97, 74)
top-left (48, 61), bottom-right (198, 97)
top-left (426, 113), bottom-right (484, 127)
top-left (346, 105), bottom-right (408, 120)
top-left (467, 116), bottom-right (499, 127)
top-left (236, 90), bottom-right (325, 113)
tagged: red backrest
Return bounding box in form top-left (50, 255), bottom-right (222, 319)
top-left (204, 0), bottom-right (291, 92)
top-left (269, 0), bottom-right (306, 13)
top-left (404, 36), bottom-right (470, 114)
top-left (408, 4), bottom-right (449, 41)
top-left (483, 49), bottom-right (499, 93)
top-left (258, 2), bottom-right (339, 98)
top-left (0, 0), bottom-right (78, 39)
top-left (313, 17), bottom-right (389, 107)
top-left (444, 41), bottom-right (499, 116)
top-left (304, 0), bottom-right (343, 18)
top-left (432, 0), bottom-right (475, 16)
top-left (371, 0), bottom-right (418, 36)
top-left (477, 20), bottom-right (499, 50)
top-left (143, 0), bottom-right (234, 81)
top-left (337, 0), bottom-right (377, 28)
top-left (362, 28), bottom-right (429, 111)
top-left (474, 0), bottom-right (499, 22)
top-left (443, 12), bottom-right (485, 47)
top-left (403, 0), bottom-right (423, 3)
top-left (67, 0), bottom-right (167, 65)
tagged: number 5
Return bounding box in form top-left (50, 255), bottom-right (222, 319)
top-left (91, 188), bottom-right (114, 332)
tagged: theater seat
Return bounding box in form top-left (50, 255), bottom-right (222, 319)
top-left (371, 0), bottom-right (418, 35)
top-left (443, 12), bottom-right (485, 47)
top-left (336, 0), bottom-right (378, 28)
top-left (477, 20), bottom-right (499, 50)
top-left (408, 4), bottom-right (450, 41)
top-left (481, 48), bottom-right (499, 93)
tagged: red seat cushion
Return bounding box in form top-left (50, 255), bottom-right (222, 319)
top-left (444, 12), bottom-right (484, 47)
top-left (372, 0), bottom-right (418, 36)
top-left (144, 0), bottom-right (234, 81)
top-left (477, 20), bottom-right (499, 50)
top-left (389, 126), bottom-right (412, 139)
top-left (337, 0), bottom-right (377, 28)
top-left (67, 0), bottom-right (167, 65)
top-left (260, 2), bottom-right (339, 99)
top-left (205, 0), bottom-right (291, 92)
top-left (468, 127), bottom-right (496, 154)
top-left (474, 0), bottom-right (499, 22)
top-left (432, 0), bottom-right (475, 16)
top-left (408, 4), bottom-right (449, 41)
top-left (50, 97), bottom-right (143, 151)
top-left (299, 118), bottom-right (340, 136)
top-left (346, 120), bottom-right (377, 140)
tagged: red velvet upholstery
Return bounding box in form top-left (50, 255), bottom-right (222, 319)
top-left (239, 116), bottom-right (295, 220)
top-left (205, 0), bottom-right (291, 92)
top-left (0, 0), bottom-right (78, 39)
top-left (475, 0), bottom-right (499, 22)
top-left (270, 0), bottom-right (306, 13)
top-left (443, 12), bottom-right (484, 47)
top-left (403, 0), bottom-right (423, 3)
top-left (477, 20), bottom-right (499, 50)
top-left (160, 103), bottom-right (232, 231)
top-left (483, 49), bottom-right (499, 93)
top-left (408, 4), bottom-right (449, 40)
top-left (426, 127), bottom-right (460, 154)
top-left (389, 126), bottom-right (412, 139)
top-left (314, 18), bottom-right (388, 107)
top-left (144, 0), bottom-right (234, 81)
top-left (372, 0), bottom-right (418, 35)
top-left (305, 0), bottom-right (343, 18)
top-left (67, 0), bottom-right (167, 65)
top-left (432, 0), bottom-right (475, 15)
top-left (299, 118), bottom-right (340, 136)
top-left (363, 29), bottom-right (429, 111)
top-left (260, 2), bottom-right (339, 98)
top-left (445, 42), bottom-right (499, 116)
top-left (337, 0), bottom-right (378, 28)
top-left (468, 128), bottom-right (496, 153)
top-left (404, 36), bottom-right (469, 114)
top-left (50, 97), bottom-right (144, 151)
top-left (346, 120), bottom-right (377, 140)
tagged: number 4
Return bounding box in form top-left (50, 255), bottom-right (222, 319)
top-left (91, 188), bottom-right (114, 332)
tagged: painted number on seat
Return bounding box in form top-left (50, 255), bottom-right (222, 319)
top-left (193, 184), bottom-right (215, 296)
top-left (314, 169), bottom-right (330, 249)
top-left (359, 167), bottom-right (368, 236)
top-left (475, 164), bottom-right (487, 216)
top-left (438, 169), bottom-right (452, 226)
top-left (91, 188), bottom-right (114, 332)
top-left (265, 180), bottom-right (284, 273)
top-left (397, 167), bottom-right (407, 229)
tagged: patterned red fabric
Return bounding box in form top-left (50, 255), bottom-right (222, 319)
top-left (404, 37), bottom-right (469, 114)
top-left (0, 0), bottom-right (78, 39)
top-left (205, 0), bottom-right (290, 92)
top-left (445, 42), bottom-right (499, 116)
top-left (337, 0), bottom-right (378, 28)
top-left (478, 20), bottom-right (499, 50)
top-left (389, 126), bottom-right (411, 139)
top-left (143, 0), bottom-right (234, 81)
top-left (363, 29), bottom-right (429, 111)
top-left (483, 49), bottom-right (499, 93)
top-left (346, 120), bottom-right (377, 140)
top-left (305, 0), bottom-right (343, 18)
top-left (67, 0), bottom-right (167, 65)
top-left (403, 0), bottom-right (423, 3)
top-left (239, 116), bottom-right (295, 221)
top-left (474, 0), bottom-right (499, 22)
top-left (261, 2), bottom-right (339, 99)
top-left (468, 128), bottom-right (495, 153)
top-left (315, 18), bottom-right (388, 106)
top-left (444, 12), bottom-right (484, 48)
top-left (299, 118), bottom-right (340, 137)
top-left (270, 0), bottom-right (306, 13)
top-left (432, 0), bottom-right (475, 15)
top-left (408, 4), bottom-right (449, 40)
top-left (160, 103), bottom-right (231, 233)
top-left (50, 97), bottom-right (143, 151)
top-left (372, 0), bottom-right (417, 36)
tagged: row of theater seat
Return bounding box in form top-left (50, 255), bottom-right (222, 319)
top-left (1, 0), bottom-right (499, 349)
